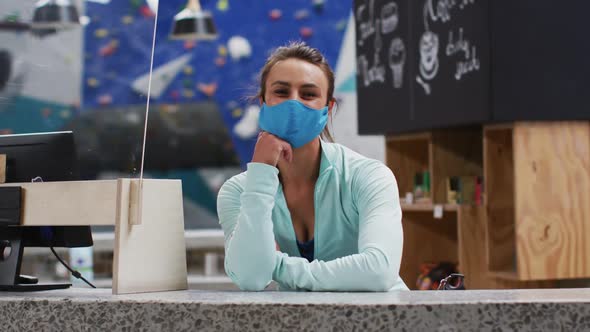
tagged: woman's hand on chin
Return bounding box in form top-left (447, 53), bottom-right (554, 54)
top-left (252, 131), bottom-right (293, 166)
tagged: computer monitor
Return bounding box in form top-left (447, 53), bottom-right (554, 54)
top-left (0, 131), bottom-right (92, 247)
top-left (0, 131), bottom-right (92, 291)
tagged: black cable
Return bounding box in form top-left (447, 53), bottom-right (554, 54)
top-left (50, 247), bottom-right (96, 289)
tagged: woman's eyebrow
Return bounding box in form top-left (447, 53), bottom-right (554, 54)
top-left (271, 81), bottom-right (291, 87)
top-left (270, 81), bottom-right (319, 89)
top-left (301, 83), bottom-right (320, 89)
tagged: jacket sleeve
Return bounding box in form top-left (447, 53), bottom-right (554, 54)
top-left (272, 162), bottom-right (405, 291)
top-left (216, 162), bottom-right (280, 291)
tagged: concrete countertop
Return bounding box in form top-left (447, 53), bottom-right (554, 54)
top-left (1, 288), bottom-right (589, 331)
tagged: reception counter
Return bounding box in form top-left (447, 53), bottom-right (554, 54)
top-left (1, 288), bottom-right (589, 331)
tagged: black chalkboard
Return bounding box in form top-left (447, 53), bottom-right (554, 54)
top-left (355, 0), bottom-right (412, 134)
top-left (355, 0), bottom-right (490, 135)
top-left (491, 1), bottom-right (590, 121)
top-left (411, 0), bottom-right (490, 129)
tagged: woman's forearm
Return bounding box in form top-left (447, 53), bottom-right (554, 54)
top-left (218, 163), bottom-right (279, 291)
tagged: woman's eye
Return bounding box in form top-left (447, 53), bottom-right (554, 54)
top-left (302, 92), bottom-right (317, 98)
top-left (274, 90), bottom-right (288, 95)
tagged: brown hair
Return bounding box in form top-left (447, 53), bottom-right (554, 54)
top-left (256, 41), bottom-right (337, 142)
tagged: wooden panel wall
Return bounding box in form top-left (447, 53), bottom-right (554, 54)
top-left (483, 126), bottom-right (516, 273)
top-left (514, 122), bottom-right (590, 280)
top-left (458, 205), bottom-right (553, 289)
top-left (458, 205), bottom-right (489, 288)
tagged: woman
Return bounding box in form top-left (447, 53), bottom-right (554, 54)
top-left (217, 42), bottom-right (408, 291)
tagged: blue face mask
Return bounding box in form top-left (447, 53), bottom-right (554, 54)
top-left (258, 99), bottom-right (329, 148)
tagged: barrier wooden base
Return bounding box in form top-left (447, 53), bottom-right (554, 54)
top-left (0, 179), bottom-right (188, 295)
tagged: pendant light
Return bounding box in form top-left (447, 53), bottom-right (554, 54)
top-left (31, 0), bottom-right (80, 30)
top-left (170, 0), bottom-right (218, 41)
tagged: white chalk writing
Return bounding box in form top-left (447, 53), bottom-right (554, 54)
top-left (455, 46), bottom-right (480, 80)
top-left (358, 55), bottom-right (386, 87)
top-left (446, 28), bottom-right (470, 58)
top-left (445, 27), bottom-right (480, 80)
top-left (416, 75), bottom-right (432, 95)
top-left (357, 0), bottom-right (376, 46)
top-left (423, 0), bottom-right (476, 31)
top-left (381, 1), bottom-right (399, 34)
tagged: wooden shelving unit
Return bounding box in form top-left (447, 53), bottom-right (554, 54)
top-left (387, 128), bottom-right (483, 204)
top-left (387, 123), bottom-right (590, 289)
top-left (389, 127), bottom-right (490, 289)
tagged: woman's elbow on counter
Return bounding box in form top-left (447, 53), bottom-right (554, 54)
top-left (362, 249), bottom-right (398, 291)
top-left (367, 267), bottom-right (397, 291)
top-left (233, 274), bottom-right (272, 291)
top-left (225, 261), bottom-right (273, 291)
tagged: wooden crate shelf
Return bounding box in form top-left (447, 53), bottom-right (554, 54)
top-left (484, 122), bottom-right (590, 281)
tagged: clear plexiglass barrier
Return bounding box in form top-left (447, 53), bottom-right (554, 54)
top-left (141, 0), bottom-right (242, 231)
top-left (0, 0), bottom-right (158, 234)
top-left (0, 0), bottom-right (161, 181)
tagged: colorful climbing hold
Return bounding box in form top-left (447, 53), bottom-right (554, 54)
top-left (228, 36), bottom-right (252, 61)
top-left (294, 9), bottom-right (310, 20)
top-left (129, 0), bottom-right (142, 9)
top-left (183, 66), bottom-right (194, 75)
top-left (99, 40), bottom-right (119, 57)
top-left (312, 0), bottom-right (325, 13)
top-left (94, 29), bottom-right (109, 38)
top-left (140, 5), bottom-right (156, 18)
top-left (218, 45), bottom-right (228, 57)
top-left (184, 40), bottom-right (197, 50)
top-left (232, 108), bottom-right (243, 118)
top-left (217, 0), bottom-right (229, 12)
top-left (170, 90), bottom-right (180, 100)
top-left (98, 94), bottom-right (113, 106)
top-left (197, 83), bottom-right (218, 97)
top-left (182, 89), bottom-right (195, 98)
top-left (300, 27), bottom-right (313, 39)
top-left (215, 57), bottom-right (227, 67)
top-left (269, 9), bottom-right (282, 21)
top-left (87, 78), bottom-right (100, 88)
top-left (121, 15), bottom-right (134, 25)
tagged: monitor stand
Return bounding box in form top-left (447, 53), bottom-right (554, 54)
top-left (0, 283), bottom-right (71, 292)
top-left (0, 227), bottom-right (72, 292)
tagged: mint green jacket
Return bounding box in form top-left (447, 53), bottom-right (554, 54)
top-left (217, 140), bottom-right (408, 291)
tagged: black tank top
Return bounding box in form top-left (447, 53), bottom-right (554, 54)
top-left (296, 238), bottom-right (314, 262)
